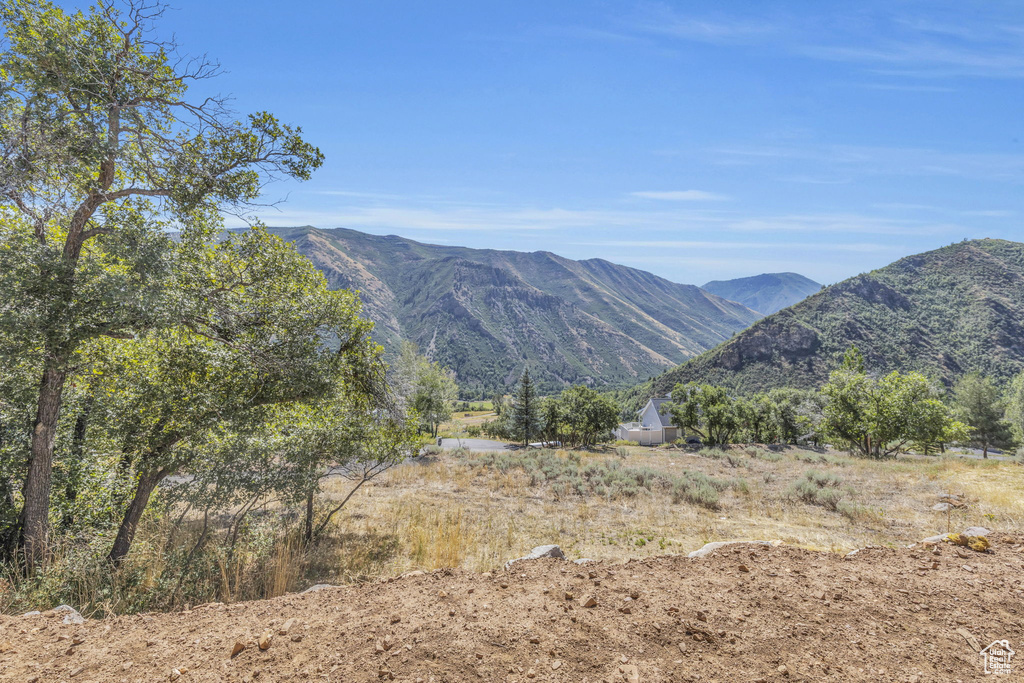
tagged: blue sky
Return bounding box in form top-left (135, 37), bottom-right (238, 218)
top-left (151, 1), bottom-right (1021, 284)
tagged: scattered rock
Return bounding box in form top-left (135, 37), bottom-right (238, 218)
top-left (301, 584), bottom-right (338, 594)
top-left (921, 534), bottom-right (948, 544)
top-left (258, 630), bottom-right (272, 650)
top-left (231, 640), bottom-right (246, 657)
top-left (737, 564), bottom-right (750, 573)
top-left (53, 605), bottom-right (85, 625)
top-left (505, 544), bottom-right (566, 569)
top-left (619, 663), bottom-right (640, 682)
top-left (551, 660), bottom-right (562, 670)
top-left (574, 558), bottom-right (596, 565)
top-left (170, 668), bottom-right (181, 680)
top-left (778, 663), bottom-right (790, 676)
top-left (931, 503), bottom-right (954, 512)
top-left (278, 618), bottom-right (297, 635)
top-left (564, 591), bottom-right (574, 601)
top-left (583, 596), bottom-right (598, 608)
top-left (957, 627), bottom-right (981, 652)
top-left (687, 541), bottom-right (773, 559)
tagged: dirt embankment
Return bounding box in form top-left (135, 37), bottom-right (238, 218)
top-left (2, 542), bottom-right (1023, 682)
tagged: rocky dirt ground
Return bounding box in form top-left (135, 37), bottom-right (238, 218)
top-left (2, 539), bottom-right (1023, 682)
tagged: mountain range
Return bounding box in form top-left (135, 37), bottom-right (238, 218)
top-left (269, 227), bottom-right (766, 395)
top-left (637, 238), bottom-right (1024, 398)
top-left (702, 273), bottom-right (821, 315)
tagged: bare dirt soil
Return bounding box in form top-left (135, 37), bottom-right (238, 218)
top-left (3, 540), bottom-right (1022, 682)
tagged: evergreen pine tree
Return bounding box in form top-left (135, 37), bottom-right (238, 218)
top-left (510, 368), bottom-right (541, 445)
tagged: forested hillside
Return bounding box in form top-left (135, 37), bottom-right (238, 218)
top-left (270, 227), bottom-right (761, 395)
top-left (632, 239), bottom-right (1024, 398)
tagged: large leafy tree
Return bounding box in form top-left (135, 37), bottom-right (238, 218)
top-left (554, 385), bottom-right (619, 448)
top-left (0, 0), bottom-right (323, 563)
top-left (822, 347), bottom-right (967, 458)
top-left (91, 229), bottom-right (382, 564)
top-left (668, 382), bottom-right (740, 447)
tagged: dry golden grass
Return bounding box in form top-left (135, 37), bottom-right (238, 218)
top-left (11, 445), bottom-right (1017, 617)
top-left (314, 445), bottom-right (1023, 580)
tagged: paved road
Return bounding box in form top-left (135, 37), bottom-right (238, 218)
top-left (436, 438), bottom-right (513, 453)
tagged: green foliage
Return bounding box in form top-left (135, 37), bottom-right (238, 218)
top-left (821, 348), bottom-right (967, 458)
top-left (1006, 371), bottom-right (1024, 445)
top-left (953, 373), bottom-right (1014, 457)
top-left (392, 342), bottom-right (458, 438)
top-left (0, 0), bottom-right (325, 562)
top-left (508, 369), bottom-right (542, 445)
top-left (667, 383), bottom-right (740, 447)
top-left (540, 385), bottom-right (620, 448)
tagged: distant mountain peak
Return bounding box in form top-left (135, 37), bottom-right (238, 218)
top-left (702, 272), bottom-right (821, 315)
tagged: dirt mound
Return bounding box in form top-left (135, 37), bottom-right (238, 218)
top-left (2, 542), bottom-right (1022, 682)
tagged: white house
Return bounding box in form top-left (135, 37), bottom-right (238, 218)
top-left (615, 397), bottom-right (679, 445)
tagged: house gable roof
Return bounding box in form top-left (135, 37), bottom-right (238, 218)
top-left (638, 398), bottom-right (675, 427)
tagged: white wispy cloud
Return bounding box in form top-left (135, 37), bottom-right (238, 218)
top-left (630, 190), bottom-right (729, 201)
top-left (713, 144), bottom-right (1024, 182)
top-left (572, 240), bottom-right (906, 254)
top-left (626, 4), bottom-right (1024, 79)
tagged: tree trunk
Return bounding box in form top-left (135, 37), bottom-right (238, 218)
top-left (19, 364), bottom-right (68, 566)
top-left (107, 469), bottom-right (165, 565)
top-left (62, 396), bottom-right (93, 530)
top-left (303, 487), bottom-right (315, 544)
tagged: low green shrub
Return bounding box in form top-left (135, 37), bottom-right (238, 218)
top-left (470, 450), bottom-right (734, 509)
top-left (786, 469), bottom-right (848, 511)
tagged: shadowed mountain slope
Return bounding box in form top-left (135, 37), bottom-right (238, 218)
top-left (268, 227), bottom-right (760, 395)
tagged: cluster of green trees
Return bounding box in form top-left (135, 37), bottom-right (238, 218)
top-left (0, 0), bottom-right (417, 572)
top-left (667, 384), bottom-right (826, 448)
top-left (665, 346), bottom-right (1024, 458)
top-left (482, 370), bottom-right (621, 448)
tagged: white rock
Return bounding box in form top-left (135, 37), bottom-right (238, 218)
top-left (963, 527), bottom-right (991, 537)
top-left (301, 584), bottom-right (338, 594)
top-left (53, 605), bottom-right (85, 625)
top-left (687, 540), bottom-right (773, 559)
top-left (504, 545), bottom-right (565, 569)
top-left (932, 503), bottom-right (954, 512)
top-left (573, 558), bottom-right (596, 565)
